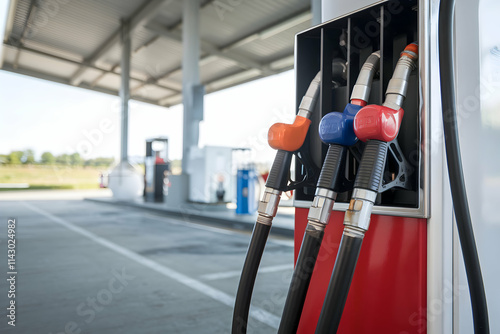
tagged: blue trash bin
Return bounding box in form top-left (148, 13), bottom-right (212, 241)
top-left (236, 168), bottom-right (257, 214)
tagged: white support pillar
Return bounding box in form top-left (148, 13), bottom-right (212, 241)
top-left (311, 0), bottom-right (322, 26)
top-left (107, 20), bottom-right (143, 201)
top-left (120, 20), bottom-right (131, 162)
top-left (181, 0), bottom-right (204, 173)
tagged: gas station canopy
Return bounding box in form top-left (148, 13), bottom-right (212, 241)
top-left (1, 0), bottom-right (312, 107)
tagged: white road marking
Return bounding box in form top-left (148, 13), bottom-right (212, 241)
top-left (22, 202), bottom-right (281, 329)
top-left (200, 264), bottom-right (294, 281)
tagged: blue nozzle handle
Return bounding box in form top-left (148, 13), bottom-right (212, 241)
top-left (319, 103), bottom-right (362, 147)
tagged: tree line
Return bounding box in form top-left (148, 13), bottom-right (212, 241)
top-left (0, 150), bottom-right (114, 167)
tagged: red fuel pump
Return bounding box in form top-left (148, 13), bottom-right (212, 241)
top-left (291, 1), bottom-right (489, 333)
top-left (234, 0), bottom-right (489, 332)
top-left (292, 5), bottom-right (427, 331)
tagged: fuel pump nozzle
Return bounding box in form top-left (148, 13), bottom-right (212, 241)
top-left (278, 51), bottom-right (380, 334)
top-left (232, 71), bottom-right (321, 334)
top-left (315, 43), bottom-right (418, 334)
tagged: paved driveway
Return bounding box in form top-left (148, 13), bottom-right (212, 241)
top-left (0, 198), bottom-right (294, 333)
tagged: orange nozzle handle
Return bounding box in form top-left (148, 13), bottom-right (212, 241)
top-left (268, 116), bottom-right (311, 152)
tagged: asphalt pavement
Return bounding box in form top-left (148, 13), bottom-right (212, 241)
top-left (0, 198), bottom-right (295, 334)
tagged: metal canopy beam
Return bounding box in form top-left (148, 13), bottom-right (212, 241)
top-left (157, 53), bottom-right (295, 107)
top-left (69, 0), bottom-right (167, 86)
top-left (12, 0), bottom-right (36, 69)
top-left (220, 10), bottom-right (311, 52)
top-left (128, 0), bottom-right (215, 56)
top-left (2, 0), bottom-right (17, 43)
top-left (90, 0), bottom-right (216, 88)
top-left (145, 22), bottom-right (275, 75)
top-left (159, 68), bottom-right (261, 107)
top-left (1, 63), bottom-right (159, 106)
top-left (2, 41), bottom-right (181, 94)
top-left (3, 0), bottom-right (310, 109)
top-left (136, 9), bottom-right (310, 95)
top-left (1, 0), bottom-right (19, 68)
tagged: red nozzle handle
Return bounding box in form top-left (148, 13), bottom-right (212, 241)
top-left (353, 105), bottom-right (404, 142)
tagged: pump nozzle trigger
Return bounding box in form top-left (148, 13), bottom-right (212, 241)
top-left (283, 146), bottom-right (319, 192)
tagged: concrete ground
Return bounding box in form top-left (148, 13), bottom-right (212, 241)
top-left (86, 193), bottom-right (295, 237)
top-left (0, 194), bottom-right (295, 334)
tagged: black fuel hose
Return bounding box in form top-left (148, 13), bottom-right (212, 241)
top-left (278, 145), bottom-right (347, 333)
top-left (314, 232), bottom-right (363, 334)
top-left (315, 140), bottom-right (387, 334)
top-left (278, 225), bottom-right (324, 334)
top-left (438, 0), bottom-right (489, 332)
top-left (232, 222), bottom-right (272, 334)
top-left (232, 150), bottom-right (292, 334)
top-left (233, 70), bottom-right (321, 333)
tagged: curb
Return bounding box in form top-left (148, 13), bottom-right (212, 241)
top-left (85, 198), bottom-right (294, 238)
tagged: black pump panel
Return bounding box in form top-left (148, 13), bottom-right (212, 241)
top-left (294, 0), bottom-right (420, 208)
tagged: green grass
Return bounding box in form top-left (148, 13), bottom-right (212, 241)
top-left (0, 165), bottom-right (109, 190)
